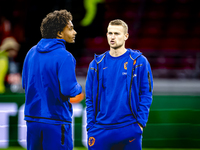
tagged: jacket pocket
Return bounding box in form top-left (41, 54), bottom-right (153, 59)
top-left (61, 124), bottom-right (65, 145)
top-left (135, 123), bottom-right (143, 134)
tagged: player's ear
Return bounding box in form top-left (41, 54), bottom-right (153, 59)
top-left (57, 31), bottom-right (63, 39)
top-left (124, 33), bottom-right (129, 41)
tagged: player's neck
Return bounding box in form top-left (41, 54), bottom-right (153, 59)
top-left (109, 47), bottom-right (127, 57)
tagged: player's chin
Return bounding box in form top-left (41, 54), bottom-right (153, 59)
top-left (69, 40), bottom-right (75, 43)
top-left (110, 45), bottom-right (117, 48)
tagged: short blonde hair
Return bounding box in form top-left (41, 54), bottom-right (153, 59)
top-left (108, 19), bottom-right (128, 33)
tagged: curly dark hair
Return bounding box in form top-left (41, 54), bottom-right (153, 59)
top-left (40, 9), bottom-right (72, 38)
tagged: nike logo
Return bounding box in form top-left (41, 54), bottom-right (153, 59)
top-left (129, 138), bottom-right (136, 143)
top-left (103, 67), bottom-right (108, 70)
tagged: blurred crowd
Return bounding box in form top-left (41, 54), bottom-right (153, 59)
top-left (0, 0), bottom-right (200, 94)
top-left (0, 11), bottom-right (23, 93)
top-left (0, 0), bottom-right (71, 94)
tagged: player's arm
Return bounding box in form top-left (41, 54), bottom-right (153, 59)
top-left (137, 56), bottom-right (153, 128)
top-left (85, 61), bottom-right (96, 131)
top-left (58, 54), bottom-right (82, 98)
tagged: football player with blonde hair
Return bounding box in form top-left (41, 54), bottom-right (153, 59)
top-left (86, 19), bottom-right (153, 150)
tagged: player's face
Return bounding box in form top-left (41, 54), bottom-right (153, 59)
top-left (107, 25), bottom-right (128, 50)
top-left (59, 21), bottom-right (77, 43)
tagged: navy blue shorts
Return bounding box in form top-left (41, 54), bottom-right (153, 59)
top-left (87, 123), bottom-right (143, 150)
top-left (26, 121), bottom-right (73, 150)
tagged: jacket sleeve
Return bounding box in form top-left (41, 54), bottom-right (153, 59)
top-left (58, 54), bottom-right (82, 98)
top-left (85, 61), bottom-right (96, 131)
top-left (137, 56), bottom-right (153, 128)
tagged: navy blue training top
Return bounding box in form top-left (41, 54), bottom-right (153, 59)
top-left (22, 38), bottom-right (82, 124)
top-left (95, 50), bottom-right (136, 129)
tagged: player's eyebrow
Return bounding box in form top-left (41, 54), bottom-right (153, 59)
top-left (108, 31), bottom-right (120, 34)
top-left (68, 25), bottom-right (74, 30)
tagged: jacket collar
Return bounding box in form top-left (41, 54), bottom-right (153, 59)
top-left (94, 49), bottom-right (142, 64)
top-left (127, 48), bottom-right (142, 60)
top-left (94, 51), bottom-right (108, 64)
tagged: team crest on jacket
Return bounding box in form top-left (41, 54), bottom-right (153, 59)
top-left (89, 137), bottom-right (95, 147)
top-left (124, 62), bottom-right (128, 70)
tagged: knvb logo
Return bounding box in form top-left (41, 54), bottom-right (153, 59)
top-left (124, 62), bottom-right (128, 70)
top-left (88, 137), bottom-right (95, 147)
